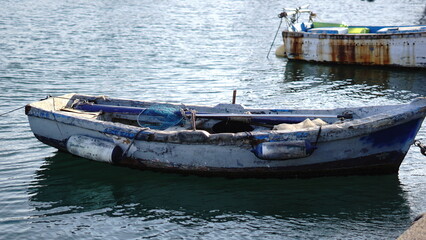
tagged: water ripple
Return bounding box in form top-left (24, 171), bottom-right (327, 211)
top-left (1, 0), bottom-right (426, 239)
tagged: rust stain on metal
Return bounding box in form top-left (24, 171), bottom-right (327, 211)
top-left (329, 36), bottom-right (391, 65)
top-left (283, 32), bottom-right (401, 66)
top-left (283, 32), bottom-right (305, 60)
top-left (291, 35), bottom-right (303, 59)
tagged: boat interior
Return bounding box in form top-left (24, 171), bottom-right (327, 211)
top-left (29, 94), bottom-right (393, 134)
top-left (291, 22), bottom-right (426, 34)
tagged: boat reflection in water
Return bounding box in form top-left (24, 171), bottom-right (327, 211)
top-left (283, 60), bottom-right (426, 101)
top-left (28, 152), bottom-right (411, 223)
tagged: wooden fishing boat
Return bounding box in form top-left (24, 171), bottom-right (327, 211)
top-left (275, 6), bottom-right (426, 68)
top-left (25, 93), bottom-right (426, 178)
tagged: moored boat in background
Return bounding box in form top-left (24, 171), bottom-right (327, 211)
top-left (275, 6), bottom-right (426, 68)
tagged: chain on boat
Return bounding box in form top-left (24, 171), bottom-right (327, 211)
top-left (414, 140), bottom-right (426, 156)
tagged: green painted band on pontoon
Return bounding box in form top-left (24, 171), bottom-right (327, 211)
top-left (312, 22), bottom-right (348, 28)
top-left (348, 27), bottom-right (370, 33)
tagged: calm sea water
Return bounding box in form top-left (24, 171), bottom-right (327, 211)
top-left (1, 0), bottom-right (426, 239)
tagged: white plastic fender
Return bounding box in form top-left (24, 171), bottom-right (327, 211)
top-left (252, 140), bottom-right (315, 160)
top-left (66, 135), bottom-right (123, 163)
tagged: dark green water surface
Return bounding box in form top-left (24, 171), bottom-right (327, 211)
top-left (1, 0), bottom-right (426, 239)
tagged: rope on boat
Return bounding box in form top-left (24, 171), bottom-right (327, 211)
top-left (314, 126), bottom-right (322, 147)
top-left (190, 110), bottom-right (197, 130)
top-left (122, 128), bottom-right (149, 159)
top-left (414, 140), bottom-right (426, 156)
top-left (307, 125), bottom-right (322, 157)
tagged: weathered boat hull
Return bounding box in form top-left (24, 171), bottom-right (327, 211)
top-left (280, 31), bottom-right (426, 68)
top-left (25, 94), bottom-right (426, 178)
top-left (28, 117), bottom-right (422, 178)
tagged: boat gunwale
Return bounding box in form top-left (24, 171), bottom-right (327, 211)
top-left (25, 94), bottom-right (426, 145)
top-left (282, 30), bottom-right (426, 40)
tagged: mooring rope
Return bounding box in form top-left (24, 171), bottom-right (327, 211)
top-left (266, 17), bottom-right (283, 59)
top-left (0, 106), bottom-right (26, 117)
top-left (0, 95), bottom-right (57, 117)
top-left (0, 95), bottom-right (81, 117)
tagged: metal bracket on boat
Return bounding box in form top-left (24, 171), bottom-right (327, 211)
top-left (190, 110), bottom-right (197, 130)
top-left (414, 140), bottom-right (426, 156)
top-left (278, 5), bottom-right (316, 28)
top-left (338, 111), bottom-right (354, 121)
top-left (41, 95), bottom-right (52, 101)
